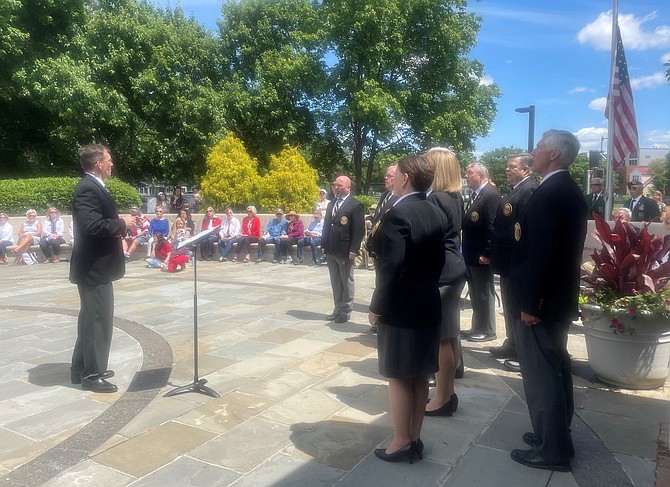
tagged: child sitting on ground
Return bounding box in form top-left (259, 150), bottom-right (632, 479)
top-left (145, 232), bottom-right (172, 269)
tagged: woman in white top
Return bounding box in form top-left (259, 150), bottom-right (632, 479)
top-left (316, 188), bottom-right (331, 217)
top-left (11, 209), bottom-right (42, 264)
top-left (39, 207), bottom-right (66, 263)
top-left (0, 212), bottom-right (14, 264)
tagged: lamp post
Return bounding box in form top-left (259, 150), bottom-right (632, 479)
top-left (600, 136), bottom-right (607, 153)
top-left (515, 105), bottom-right (535, 153)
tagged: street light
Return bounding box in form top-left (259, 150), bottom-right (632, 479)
top-left (600, 136), bottom-right (607, 153)
top-left (515, 105), bottom-right (535, 153)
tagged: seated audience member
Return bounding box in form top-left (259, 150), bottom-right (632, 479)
top-left (316, 188), bottom-right (331, 217)
top-left (123, 206), bottom-right (150, 261)
top-left (0, 212), bottom-right (14, 265)
top-left (178, 208), bottom-right (195, 234)
top-left (200, 206), bottom-right (222, 261)
top-left (145, 232), bottom-right (172, 268)
top-left (147, 206), bottom-right (170, 257)
top-left (39, 207), bottom-right (66, 263)
top-left (218, 207), bottom-right (241, 262)
top-left (612, 207), bottom-right (632, 223)
top-left (170, 187), bottom-right (184, 213)
top-left (279, 211), bottom-right (304, 264)
top-left (661, 216), bottom-right (670, 264)
top-left (258, 208), bottom-right (287, 263)
top-left (11, 209), bottom-right (42, 264)
top-left (653, 191), bottom-right (667, 222)
top-left (156, 192), bottom-right (169, 211)
top-left (167, 218), bottom-right (190, 272)
top-left (191, 187), bottom-right (202, 213)
top-left (234, 205), bottom-right (261, 263)
top-left (298, 210), bottom-right (324, 265)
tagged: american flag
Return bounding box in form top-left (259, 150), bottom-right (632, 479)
top-left (605, 24), bottom-right (638, 171)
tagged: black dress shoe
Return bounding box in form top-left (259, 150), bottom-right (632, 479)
top-left (325, 313), bottom-right (338, 321)
top-left (71, 369), bottom-right (114, 385)
top-left (374, 443), bottom-right (417, 464)
top-left (460, 329), bottom-right (475, 337)
top-left (467, 333), bottom-right (497, 342)
top-left (488, 344), bottom-right (517, 359)
top-left (81, 377), bottom-right (118, 393)
top-left (504, 359), bottom-right (521, 372)
top-left (334, 314), bottom-right (350, 323)
top-left (425, 393), bottom-right (458, 416)
top-left (523, 432), bottom-right (540, 447)
top-left (510, 448), bottom-right (570, 472)
top-left (370, 325), bottom-right (378, 334)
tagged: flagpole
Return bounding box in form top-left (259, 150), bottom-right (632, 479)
top-left (605, 0), bottom-right (618, 219)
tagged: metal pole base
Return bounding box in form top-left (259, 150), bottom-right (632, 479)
top-left (164, 378), bottom-right (220, 398)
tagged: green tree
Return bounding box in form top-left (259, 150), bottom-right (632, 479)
top-left (257, 145), bottom-right (319, 212)
top-left (648, 157), bottom-right (669, 195)
top-left (478, 146), bottom-right (525, 194)
top-left (323, 0), bottom-right (499, 192)
top-left (568, 154), bottom-right (589, 192)
top-left (218, 0), bottom-right (328, 170)
top-left (200, 134), bottom-right (260, 210)
top-left (5, 0), bottom-right (225, 184)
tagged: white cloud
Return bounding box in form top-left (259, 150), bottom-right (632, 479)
top-left (662, 52), bottom-right (670, 64)
top-left (631, 72), bottom-right (667, 89)
top-left (569, 87), bottom-right (594, 94)
top-left (588, 97), bottom-right (607, 111)
top-left (479, 75), bottom-right (495, 86)
top-left (578, 11), bottom-right (670, 51)
top-left (574, 127), bottom-right (609, 152)
top-left (647, 130), bottom-right (670, 145)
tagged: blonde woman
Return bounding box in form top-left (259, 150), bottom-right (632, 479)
top-left (423, 148), bottom-right (467, 417)
top-left (39, 207), bottom-right (66, 263)
top-left (11, 209), bottom-right (42, 264)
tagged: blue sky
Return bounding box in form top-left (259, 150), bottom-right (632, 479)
top-left (153, 0), bottom-right (670, 155)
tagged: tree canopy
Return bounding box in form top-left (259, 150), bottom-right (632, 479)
top-left (1, 0), bottom-right (499, 193)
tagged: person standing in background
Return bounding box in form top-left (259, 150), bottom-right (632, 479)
top-left (322, 176), bottom-right (365, 324)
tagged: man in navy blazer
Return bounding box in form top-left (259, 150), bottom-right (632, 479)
top-left (70, 144), bottom-right (135, 393)
top-left (508, 130), bottom-right (587, 472)
top-left (489, 154), bottom-right (538, 365)
top-left (322, 175), bottom-right (365, 323)
top-left (461, 163), bottom-right (501, 342)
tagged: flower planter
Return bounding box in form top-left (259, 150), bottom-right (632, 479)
top-left (582, 304), bottom-right (670, 389)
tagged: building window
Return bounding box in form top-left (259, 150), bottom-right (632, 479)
top-left (627, 151), bottom-right (638, 166)
top-left (631, 175), bottom-right (641, 183)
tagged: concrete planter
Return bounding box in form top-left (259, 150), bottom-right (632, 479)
top-left (582, 304), bottom-right (670, 389)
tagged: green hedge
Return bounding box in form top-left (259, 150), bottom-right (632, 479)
top-left (0, 177), bottom-right (142, 216)
top-left (354, 195), bottom-right (377, 212)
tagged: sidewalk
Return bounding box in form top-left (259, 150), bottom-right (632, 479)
top-left (0, 260), bottom-right (667, 487)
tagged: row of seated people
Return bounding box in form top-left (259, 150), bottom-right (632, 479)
top-left (199, 206), bottom-right (325, 264)
top-left (123, 205), bottom-right (325, 266)
top-left (0, 208), bottom-right (71, 265)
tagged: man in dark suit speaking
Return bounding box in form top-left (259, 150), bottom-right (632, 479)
top-left (322, 175), bottom-right (365, 324)
top-left (509, 130), bottom-right (587, 472)
top-left (70, 144), bottom-right (135, 393)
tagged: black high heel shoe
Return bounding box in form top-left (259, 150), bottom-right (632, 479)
top-left (425, 393), bottom-right (458, 417)
top-left (374, 442), bottom-right (417, 464)
top-left (412, 439), bottom-right (424, 460)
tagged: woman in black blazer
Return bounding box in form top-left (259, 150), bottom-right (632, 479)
top-left (368, 155), bottom-right (446, 463)
top-left (423, 148), bottom-right (467, 417)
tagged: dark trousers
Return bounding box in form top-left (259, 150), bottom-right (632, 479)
top-left (510, 287), bottom-right (574, 462)
top-left (0, 240), bottom-right (11, 259)
top-left (200, 234), bottom-right (218, 260)
top-left (327, 254), bottom-right (355, 316)
top-left (499, 275), bottom-right (517, 354)
top-left (279, 237), bottom-right (299, 258)
top-left (235, 236), bottom-right (258, 256)
top-left (39, 236), bottom-right (65, 259)
top-left (465, 264), bottom-right (496, 334)
top-left (71, 283), bottom-right (114, 381)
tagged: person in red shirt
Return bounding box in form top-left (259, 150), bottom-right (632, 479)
top-left (234, 205), bottom-right (261, 263)
top-left (145, 232), bottom-right (172, 268)
top-left (199, 207), bottom-right (222, 261)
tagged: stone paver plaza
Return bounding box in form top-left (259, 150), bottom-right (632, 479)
top-left (0, 259), bottom-right (667, 486)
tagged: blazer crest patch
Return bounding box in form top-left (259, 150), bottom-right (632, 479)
top-left (470, 211), bottom-right (480, 223)
top-left (339, 215), bottom-right (349, 225)
top-left (514, 222), bottom-right (522, 242)
top-left (503, 203), bottom-right (513, 217)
